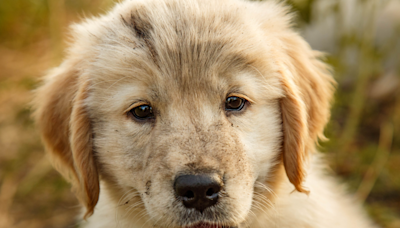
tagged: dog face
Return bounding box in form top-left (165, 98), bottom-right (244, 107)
top-left (34, 0), bottom-right (334, 227)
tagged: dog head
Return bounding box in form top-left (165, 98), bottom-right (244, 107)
top-left (34, 0), bottom-right (334, 227)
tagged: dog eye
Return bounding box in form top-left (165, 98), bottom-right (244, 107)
top-left (129, 105), bottom-right (154, 120)
top-left (225, 96), bottom-right (246, 111)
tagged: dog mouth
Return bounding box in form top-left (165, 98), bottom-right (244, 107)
top-left (184, 222), bottom-right (236, 228)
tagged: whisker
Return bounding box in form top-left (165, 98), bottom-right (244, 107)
top-left (115, 190), bottom-right (138, 227)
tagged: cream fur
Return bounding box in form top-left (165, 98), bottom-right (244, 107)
top-left (33, 0), bottom-right (378, 227)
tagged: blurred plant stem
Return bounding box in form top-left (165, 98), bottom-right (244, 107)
top-left (18, 155), bottom-right (52, 196)
top-left (394, 93), bottom-right (400, 141)
top-left (338, 0), bottom-right (379, 154)
top-left (48, 0), bottom-right (65, 63)
top-left (356, 122), bottom-right (393, 203)
top-left (0, 176), bottom-right (18, 228)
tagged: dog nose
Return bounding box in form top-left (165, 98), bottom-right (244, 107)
top-left (174, 174), bottom-right (222, 212)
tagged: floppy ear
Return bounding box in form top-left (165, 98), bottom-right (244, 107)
top-left (279, 33), bottom-right (335, 193)
top-left (33, 61), bottom-right (99, 218)
top-left (249, 0), bottom-right (335, 192)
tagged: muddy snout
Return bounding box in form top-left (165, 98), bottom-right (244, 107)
top-left (174, 174), bottom-right (223, 212)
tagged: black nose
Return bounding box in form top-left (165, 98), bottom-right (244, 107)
top-left (174, 174), bottom-right (222, 212)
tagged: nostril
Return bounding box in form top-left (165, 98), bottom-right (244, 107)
top-left (206, 188), bottom-right (215, 197)
top-left (184, 190), bottom-right (195, 199)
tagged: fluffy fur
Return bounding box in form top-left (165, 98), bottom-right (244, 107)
top-left (33, 0), bottom-right (378, 227)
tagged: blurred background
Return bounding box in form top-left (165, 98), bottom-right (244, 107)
top-left (0, 0), bottom-right (399, 227)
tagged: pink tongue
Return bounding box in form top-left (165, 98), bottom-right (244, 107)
top-left (190, 223), bottom-right (222, 228)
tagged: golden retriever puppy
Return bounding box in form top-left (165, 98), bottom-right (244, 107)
top-left (33, 0), bottom-right (378, 227)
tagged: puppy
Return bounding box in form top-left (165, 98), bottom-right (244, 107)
top-left (33, 0), bottom-right (378, 227)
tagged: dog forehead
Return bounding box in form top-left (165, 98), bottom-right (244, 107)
top-left (90, 0), bottom-right (264, 80)
top-left (85, 0), bottom-right (285, 113)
